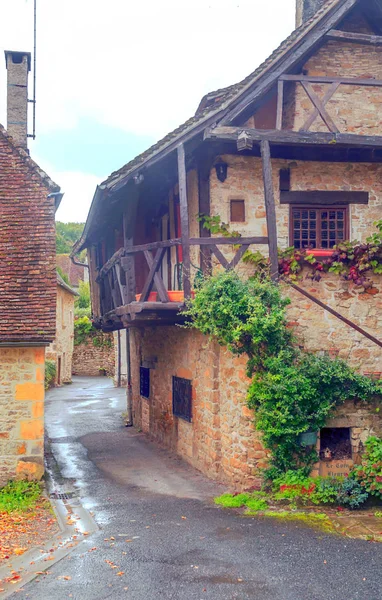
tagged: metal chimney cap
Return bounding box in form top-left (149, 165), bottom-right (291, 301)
top-left (4, 50), bottom-right (31, 72)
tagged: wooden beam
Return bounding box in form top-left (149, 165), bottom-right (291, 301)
top-left (260, 140), bottom-right (279, 282)
top-left (326, 29), bottom-right (382, 45)
top-left (123, 210), bottom-right (136, 303)
top-left (276, 79), bottom-right (284, 130)
top-left (218, 0), bottom-right (359, 125)
top-left (287, 281), bottom-right (382, 350)
top-left (143, 249), bottom-right (170, 303)
top-left (204, 126), bottom-right (382, 149)
top-left (197, 153), bottom-right (214, 275)
top-left (140, 248), bottom-right (168, 303)
top-left (280, 191), bottom-right (369, 205)
top-left (280, 74), bottom-right (382, 86)
top-left (301, 81), bottom-right (339, 133)
top-left (190, 236), bottom-right (268, 246)
top-left (301, 81), bottom-right (340, 132)
top-left (177, 144), bottom-right (191, 300)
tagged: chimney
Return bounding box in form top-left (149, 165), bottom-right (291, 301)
top-left (296, 0), bottom-right (329, 27)
top-left (4, 50), bottom-right (31, 149)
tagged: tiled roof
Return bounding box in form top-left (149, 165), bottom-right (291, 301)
top-left (57, 272), bottom-right (79, 296)
top-left (103, 0), bottom-right (343, 191)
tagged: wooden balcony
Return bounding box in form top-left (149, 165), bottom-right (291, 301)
top-left (95, 236), bottom-right (267, 329)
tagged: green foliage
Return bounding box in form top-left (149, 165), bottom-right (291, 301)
top-left (249, 352), bottom-right (382, 472)
top-left (77, 281), bottom-right (90, 309)
top-left (214, 492), bottom-right (268, 512)
top-left (187, 270), bottom-right (382, 474)
top-left (336, 477), bottom-right (369, 509)
top-left (56, 222), bottom-right (84, 254)
top-left (184, 271), bottom-right (293, 375)
top-left (74, 315), bottom-right (112, 348)
top-left (44, 360), bottom-right (56, 391)
top-left (352, 436), bottom-right (382, 499)
top-left (56, 266), bottom-right (70, 285)
top-left (0, 480), bottom-right (42, 513)
top-left (74, 316), bottom-right (93, 345)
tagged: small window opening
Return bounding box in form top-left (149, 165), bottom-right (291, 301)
top-left (230, 200), bottom-right (245, 222)
top-left (172, 376), bottom-right (192, 422)
top-left (140, 367), bottom-right (150, 399)
top-left (320, 427), bottom-right (352, 461)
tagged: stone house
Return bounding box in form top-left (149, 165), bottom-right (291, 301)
top-left (0, 51), bottom-right (62, 485)
top-left (46, 275), bottom-right (78, 385)
top-left (76, 0), bottom-right (382, 488)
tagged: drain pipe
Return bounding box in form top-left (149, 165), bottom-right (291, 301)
top-left (125, 328), bottom-right (133, 427)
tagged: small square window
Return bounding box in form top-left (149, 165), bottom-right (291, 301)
top-left (172, 376), bottom-right (192, 422)
top-left (140, 367), bottom-right (150, 399)
top-left (230, 200), bottom-right (245, 222)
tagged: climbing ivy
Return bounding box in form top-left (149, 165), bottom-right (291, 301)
top-left (184, 270), bottom-right (382, 477)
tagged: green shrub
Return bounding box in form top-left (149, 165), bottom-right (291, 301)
top-left (352, 436), bottom-right (382, 499)
top-left (214, 492), bottom-right (268, 512)
top-left (310, 478), bottom-right (342, 505)
top-left (187, 271), bottom-right (382, 474)
top-left (0, 480), bottom-right (42, 513)
top-left (45, 360), bottom-right (56, 390)
top-left (336, 477), bottom-right (369, 509)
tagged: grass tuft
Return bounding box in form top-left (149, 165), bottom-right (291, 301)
top-left (0, 480), bottom-right (42, 513)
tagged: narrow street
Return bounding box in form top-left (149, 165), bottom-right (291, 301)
top-left (19, 377), bottom-right (382, 600)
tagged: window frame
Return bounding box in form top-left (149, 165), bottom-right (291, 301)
top-left (230, 199), bottom-right (246, 223)
top-left (172, 376), bottom-right (192, 422)
top-left (289, 205), bottom-right (349, 251)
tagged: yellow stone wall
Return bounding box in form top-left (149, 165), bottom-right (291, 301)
top-left (0, 346), bottom-right (45, 485)
top-left (46, 284), bottom-right (76, 384)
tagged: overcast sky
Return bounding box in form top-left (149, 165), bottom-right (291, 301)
top-left (0, 0), bottom-right (296, 222)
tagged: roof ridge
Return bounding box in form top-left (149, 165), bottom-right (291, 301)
top-left (0, 123), bottom-right (60, 193)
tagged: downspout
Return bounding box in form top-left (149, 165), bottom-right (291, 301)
top-left (125, 328), bottom-right (133, 427)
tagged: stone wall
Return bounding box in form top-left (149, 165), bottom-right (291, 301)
top-left (46, 284), bottom-right (76, 384)
top-left (130, 326), bottom-right (264, 489)
top-left (72, 335), bottom-right (115, 377)
top-left (0, 347), bottom-right (45, 486)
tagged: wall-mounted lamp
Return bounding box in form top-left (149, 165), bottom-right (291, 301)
top-left (214, 157), bottom-right (228, 183)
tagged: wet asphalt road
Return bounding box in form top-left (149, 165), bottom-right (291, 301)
top-left (18, 377), bottom-right (382, 600)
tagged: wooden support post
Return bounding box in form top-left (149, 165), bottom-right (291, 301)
top-left (260, 140), bottom-right (279, 282)
top-left (276, 79), bottom-right (284, 130)
top-left (123, 202), bottom-right (137, 303)
top-left (197, 154), bottom-right (213, 275)
top-left (177, 143), bottom-right (191, 299)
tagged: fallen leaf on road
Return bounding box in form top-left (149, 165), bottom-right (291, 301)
top-left (117, 572), bottom-right (124, 576)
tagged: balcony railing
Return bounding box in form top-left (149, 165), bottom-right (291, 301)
top-left (96, 236), bottom-right (268, 318)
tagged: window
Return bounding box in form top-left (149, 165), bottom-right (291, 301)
top-left (172, 376), bottom-right (192, 422)
top-left (291, 206), bottom-right (348, 250)
top-left (140, 367), bottom-right (150, 399)
top-left (230, 199), bottom-right (245, 222)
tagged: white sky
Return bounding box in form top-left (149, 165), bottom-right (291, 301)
top-left (0, 0), bottom-right (296, 222)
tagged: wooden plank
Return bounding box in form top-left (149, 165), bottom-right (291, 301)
top-left (260, 140), bottom-right (279, 282)
top-left (210, 245), bottom-right (229, 269)
top-left (99, 247), bottom-right (125, 279)
top-left (140, 248), bottom-right (167, 303)
top-left (280, 191), bottom-right (369, 205)
top-left (301, 81), bottom-right (340, 131)
top-left (276, 79), bottom-right (284, 130)
top-left (300, 81), bottom-right (339, 133)
top-left (177, 144), bottom-right (191, 300)
top-left (228, 244), bottom-right (250, 269)
top-left (123, 206), bottom-right (137, 303)
top-left (197, 153), bottom-right (214, 275)
top-left (279, 168), bottom-right (291, 192)
top-left (326, 29), bottom-right (382, 45)
top-left (190, 236), bottom-right (268, 245)
top-left (143, 249), bottom-right (170, 303)
top-left (280, 74), bottom-right (382, 86)
top-left (204, 126), bottom-right (382, 149)
top-left (122, 238), bottom-right (181, 257)
top-left (287, 281), bottom-right (382, 349)
top-left (218, 0), bottom-right (358, 125)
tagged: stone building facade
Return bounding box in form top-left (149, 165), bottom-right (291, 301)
top-left (46, 276), bottom-right (78, 385)
top-left (80, 0), bottom-right (382, 489)
top-left (72, 334), bottom-right (115, 377)
top-left (0, 51), bottom-right (60, 485)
